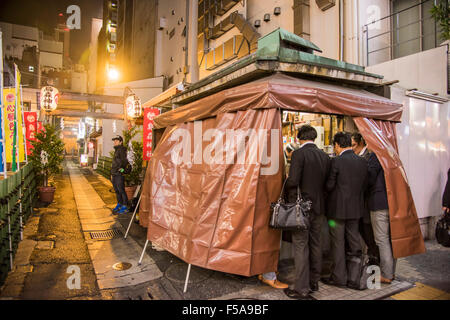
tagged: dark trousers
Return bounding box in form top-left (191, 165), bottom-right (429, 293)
top-left (359, 219), bottom-right (380, 263)
top-left (329, 218), bottom-right (362, 285)
top-left (291, 213), bottom-right (324, 294)
top-left (112, 174), bottom-right (128, 206)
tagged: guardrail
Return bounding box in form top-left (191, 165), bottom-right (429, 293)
top-left (363, 0), bottom-right (442, 66)
top-left (0, 164), bottom-right (38, 286)
top-left (95, 156), bottom-right (112, 180)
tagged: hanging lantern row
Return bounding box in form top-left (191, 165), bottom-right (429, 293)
top-left (125, 93), bottom-right (142, 119)
top-left (40, 86), bottom-right (59, 112)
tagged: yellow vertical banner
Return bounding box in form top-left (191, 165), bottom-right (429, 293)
top-left (3, 88), bottom-right (16, 163)
top-left (16, 67), bottom-right (25, 163)
top-left (2, 88), bottom-right (25, 163)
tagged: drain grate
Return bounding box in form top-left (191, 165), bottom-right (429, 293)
top-left (87, 229), bottom-right (123, 240)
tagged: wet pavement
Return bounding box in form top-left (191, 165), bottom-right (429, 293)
top-left (0, 164), bottom-right (101, 299)
top-left (1, 161), bottom-right (448, 300)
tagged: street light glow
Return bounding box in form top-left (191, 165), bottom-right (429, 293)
top-left (107, 67), bottom-right (120, 81)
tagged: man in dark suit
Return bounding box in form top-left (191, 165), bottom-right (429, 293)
top-left (351, 133), bottom-right (380, 266)
top-left (283, 125), bottom-right (331, 300)
top-left (367, 152), bottom-right (396, 283)
top-left (323, 132), bottom-right (368, 288)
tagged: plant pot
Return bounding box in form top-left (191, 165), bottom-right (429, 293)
top-left (125, 186), bottom-right (137, 200)
top-left (38, 186), bottom-right (56, 203)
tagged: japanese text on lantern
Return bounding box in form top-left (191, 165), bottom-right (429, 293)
top-left (143, 108), bottom-right (160, 161)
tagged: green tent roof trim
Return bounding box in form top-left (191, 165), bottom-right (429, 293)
top-left (172, 28), bottom-right (385, 104)
top-left (257, 28), bottom-right (382, 78)
top-left (278, 28), bottom-right (322, 53)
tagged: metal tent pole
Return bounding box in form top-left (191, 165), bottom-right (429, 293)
top-left (124, 193), bottom-right (141, 239)
top-left (138, 239), bottom-right (149, 266)
top-left (183, 264), bottom-right (192, 293)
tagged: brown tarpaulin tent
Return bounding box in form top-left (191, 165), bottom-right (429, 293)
top-left (139, 73), bottom-right (425, 276)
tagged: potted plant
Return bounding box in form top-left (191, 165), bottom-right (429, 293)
top-left (124, 140), bottom-right (144, 200)
top-left (29, 123), bottom-right (65, 203)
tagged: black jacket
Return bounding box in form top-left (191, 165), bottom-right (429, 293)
top-left (285, 143), bottom-right (331, 215)
top-left (111, 145), bottom-right (128, 176)
top-left (443, 168), bottom-right (450, 208)
top-left (326, 149), bottom-right (368, 220)
top-left (358, 149), bottom-right (372, 223)
top-left (367, 152), bottom-right (388, 211)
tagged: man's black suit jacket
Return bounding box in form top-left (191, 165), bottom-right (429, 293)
top-left (285, 143), bottom-right (331, 215)
top-left (367, 152), bottom-right (389, 211)
top-left (326, 149), bottom-right (368, 220)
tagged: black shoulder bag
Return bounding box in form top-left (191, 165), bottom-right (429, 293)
top-left (269, 180), bottom-right (312, 230)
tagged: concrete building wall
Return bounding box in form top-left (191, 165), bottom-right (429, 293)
top-left (130, 0), bottom-right (157, 81)
top-left (310, 0), bottom-right (340, 60)
top-left (367, 45), bottom-right (449, 98)
top-left (39, 39), bottom-right (63, 54)
top-left (88, 18), bottom-right (103, 93)
top-left (247, 0), bottom-right (293, 38)
top-left (155, 0), bottom-right (381, 83)
top-left (22, 88), bottom-right (40, 112)
top-left (39, 51), bottom-right (63, 69)
top-left (0, 22), bottom-right (39, 59)
top-left (155, 0), bottom-right (187, 86)
top-left (71, 71), bottom-right (88, 93)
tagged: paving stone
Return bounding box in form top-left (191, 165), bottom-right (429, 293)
top-left (35, 241), bottom-right (54, 250)
top-left (69, 166), bottom-right (163, 291)
top-left (13, 239), bottom-right (37, 266)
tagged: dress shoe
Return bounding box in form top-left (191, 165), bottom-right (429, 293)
top-left (258, 275), bottom-right (288, 289)
top-left (310, 282), bottom-right (319, 292)
top-left (284, 288), bottom-right (314, 300)
top-left (321, 277), bottom-right (346, 288)
top-left (380, 276), bottom-right (392, 284)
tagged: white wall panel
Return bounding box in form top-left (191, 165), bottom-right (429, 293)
top-left (395, 86), bottom-right (450, 219)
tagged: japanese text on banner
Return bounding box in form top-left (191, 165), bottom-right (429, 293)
top-left (143, 108), bottom-right (160, 161)
top-left (2, 88), bottom-right (25, 163)
top-left (24, 112), bottom-right (37, 155)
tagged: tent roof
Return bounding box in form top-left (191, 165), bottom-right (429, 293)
top-left (153, 73), bottom-right (403, 129)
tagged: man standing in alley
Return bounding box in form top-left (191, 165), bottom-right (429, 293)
top-left (323, 132), bottom-right (368, 289)
top-left (111, 135), bottom-right (129, 214)
top-left (282, 125), bottom-right (331, 300)
top-left (352, 132), bottom-right (380, 266)
top-left (368, 152), bottom-right (396, 283)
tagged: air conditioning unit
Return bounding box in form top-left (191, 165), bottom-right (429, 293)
top-left (316, 0), bottom-right (336, 11)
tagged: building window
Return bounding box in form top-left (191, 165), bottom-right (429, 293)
top-left (365, 0), bottom-right (444, 66)
top-left (23, 101), bottom-right (31, 111)
top-left (391, 0), bottom-right (440, 59)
